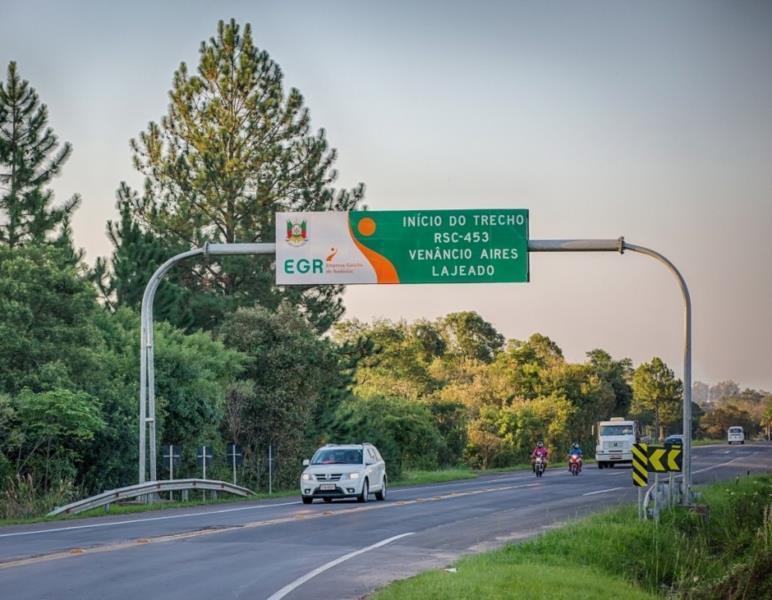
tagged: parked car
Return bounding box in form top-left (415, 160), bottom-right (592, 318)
top-left (300, 443), bottom-right (387, 504)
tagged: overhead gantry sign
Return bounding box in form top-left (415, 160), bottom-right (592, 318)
top-left (276, 209), bottom-right (529, 284)
top-left (138, 209), bottom-right (693, 505)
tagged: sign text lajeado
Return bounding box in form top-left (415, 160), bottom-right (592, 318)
top-left (275, 209), bottom-right (529, 285)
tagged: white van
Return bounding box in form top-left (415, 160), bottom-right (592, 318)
top-left (727, 426), bottom-right (745, 445)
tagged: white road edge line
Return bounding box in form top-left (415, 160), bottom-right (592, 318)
top-left (265, 532), bottom-right (415, 600)
top-left (0, 501), bottom-right (300, 539)
top-left (692, 454), bottom-right (748, 475)
top-left (582, 487), bottom-right (625, 496)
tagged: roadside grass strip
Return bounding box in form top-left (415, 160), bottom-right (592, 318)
top-left (373, 474), bottom-right (772, 599)
top-left (373, 559), bottom-right (656, 600)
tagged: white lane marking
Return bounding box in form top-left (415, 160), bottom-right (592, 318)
top-left (390, 473), bottom-right (533, 494)
top-left (582, 487), bottom-right (625, 496)
top-left (692, 454), bottom-right (750, 475)
top-left (266, 532), bottom-right (415, 600)
top-left (0, 501), bottom-right (300, 539)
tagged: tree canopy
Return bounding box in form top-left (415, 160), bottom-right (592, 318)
top-left (0, 61), bottom-right (79, 251)
top-left (103, 19), bottom-right (364, 332)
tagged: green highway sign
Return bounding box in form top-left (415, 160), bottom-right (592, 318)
top-left (276, 209), bottom-right (529, 285)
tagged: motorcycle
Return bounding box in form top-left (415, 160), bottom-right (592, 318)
top-left (568, 454), bottom-right (582, 476)
top-left (534, 456), bottom-right (546, 478)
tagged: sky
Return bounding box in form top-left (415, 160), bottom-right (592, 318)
top-left (2, 1), bottom-right (771, 390)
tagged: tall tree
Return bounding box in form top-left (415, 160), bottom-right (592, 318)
top-left (692, 381), bottom-right (710, 406)
top-left (109, 19), bottom-right (363, 332)
top-left (0, 61), bottom-right (79, 249)
top-left (631, 357), bottom-right (683, 441)
top-left (220, 304), bottom-right (349, 488)
top-left (93, 184), bottom-right (195, 326)
top-left (438, 312), bottom-right (505, 363)
top-left (709, 380), bottom-right (740, 404)
top-left (0, 244), bottom-right (98, 395)
top-left (586, 349), bottom-right (633, 415)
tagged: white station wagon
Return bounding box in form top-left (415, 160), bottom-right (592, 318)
top-left (300, 443), bottom-right (387, 504)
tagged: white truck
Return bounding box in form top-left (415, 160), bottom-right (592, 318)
top-left (595, 417), bottom-right (639, 469)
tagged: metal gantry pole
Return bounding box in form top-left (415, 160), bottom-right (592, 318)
top-left (529, 238), bottom-right (693, 504)
top-left (138, 243), bottom-right (276, 483)
top-left (623, 241), bottom-right (692, 505)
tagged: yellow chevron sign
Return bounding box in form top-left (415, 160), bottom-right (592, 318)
top-left (647, 445), bottom-right (682, 473)
top-left (632, 443), bottom-right (648, 487)
top-left (648, 447), bottom-right (667, 472)
top-left (667, 447), bottom-right (682, 471)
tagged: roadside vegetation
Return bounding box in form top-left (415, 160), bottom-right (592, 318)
top-left (373, 474), bottom-right (772, 600)
top-left (0, 467), bottom-right (479, 526)
top-left (1, 19), bottom-right (770, 521)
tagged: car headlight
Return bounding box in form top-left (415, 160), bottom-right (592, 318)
top-left (347, 472), bottom-right (360, 480)
top-left (302, 473), bottom-right (312, 481)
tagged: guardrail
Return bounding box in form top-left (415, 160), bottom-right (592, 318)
top-left (48, 479), bottom-right (254, 517)
top-left (643, 474), bottom-right (685, 520)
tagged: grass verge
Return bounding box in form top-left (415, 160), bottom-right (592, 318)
top-left (372, 474), bottom-right (772, 599)
top-left (692, 438), bottom-right (730, 447)
top-left (392, 468), bottom-right (477, 486)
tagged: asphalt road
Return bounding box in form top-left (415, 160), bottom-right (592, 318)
top-left (1, 443), bottom-right (769, 599)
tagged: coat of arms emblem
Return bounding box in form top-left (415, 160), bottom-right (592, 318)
top-left (285, 220), bottom-right (308, 246)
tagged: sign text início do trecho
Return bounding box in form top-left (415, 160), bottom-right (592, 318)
top-left (275, 209), bottom-right (529, 285)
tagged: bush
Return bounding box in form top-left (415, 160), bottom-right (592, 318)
top-left (0, 474), bottom-right (76, 520)
top-left (330, 395), bottom-right (443, 479)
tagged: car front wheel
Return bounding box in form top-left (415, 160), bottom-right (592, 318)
top-left (375, 478), bottom-right (386, 501)
top-left (357, 479), bottom-right (369, 503)
top-left (302, 496), bottom-right (313, 504)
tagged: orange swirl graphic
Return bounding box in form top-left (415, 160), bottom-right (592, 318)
top-left (348, 223), bottom-right (399, 284)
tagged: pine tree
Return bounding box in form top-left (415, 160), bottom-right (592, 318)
top-left (94, 183), bottom-right (195, 327)
top-left (0, 61), bottom-right (80, 248)
top-left (108, 19), bottom-right (363, 332)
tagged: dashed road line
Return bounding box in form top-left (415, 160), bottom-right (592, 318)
top-left (582, 487), bottom-right (625, 496)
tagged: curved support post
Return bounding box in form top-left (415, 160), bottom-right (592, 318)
top-left (139, 248), bottom-right (205, 483)
top-left (139, 243), bottom-right (277, 484)
top-left (530, 237), bottom-right (693, 505)
top-left (623, 242), bottom-right (692, 506)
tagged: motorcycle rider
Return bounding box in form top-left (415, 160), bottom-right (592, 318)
top-left (568, 441), bottom-right (583, 472)
top-left (531, 440), bottom-right (549, 472)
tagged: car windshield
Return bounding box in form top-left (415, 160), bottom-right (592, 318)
top-left (311, 448), bottom-right (363, 465)
top-left (600, 425), bottom-right (634, 436)
top-left (729, 427), bottom-right (743, 433)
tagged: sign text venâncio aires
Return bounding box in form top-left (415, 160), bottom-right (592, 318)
top-left (275, 209), bottom-right (529, 285)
